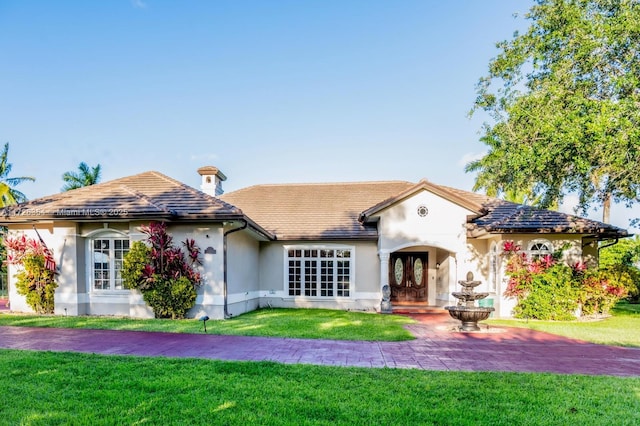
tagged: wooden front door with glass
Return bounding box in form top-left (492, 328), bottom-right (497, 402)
top-left (389, 252), bottom-right (428, 303)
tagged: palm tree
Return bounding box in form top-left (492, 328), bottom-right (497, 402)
top-left (0, 142), bottom-right (35, 207)
top-left (61, 162), bottom-right (102, 191)
top-left (501, 188), bottom-right (558, 210)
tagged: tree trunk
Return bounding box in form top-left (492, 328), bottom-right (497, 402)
top-left (602, 192), bottom-right (611, 224)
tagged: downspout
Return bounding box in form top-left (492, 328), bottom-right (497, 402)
top-left (598, 238), bottom-right (619, 253)
top-left (223, 219), bottom-right (247, 319)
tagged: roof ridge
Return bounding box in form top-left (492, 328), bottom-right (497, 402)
top-left (119, 185), bottom-right (175, 215)
top-left (147, 171), bottom-right (244, 214)
top-left (247, 180), bottom-right (411, 187)
top-left (224, 180), bottom-right (414, 195)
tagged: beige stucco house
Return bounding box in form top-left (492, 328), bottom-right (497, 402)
top-left (1, 167), bottom-right (628, 319)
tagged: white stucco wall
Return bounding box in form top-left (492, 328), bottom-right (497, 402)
top-left (225, 229), bottom-right (261, 318)
top-left (375, 190), bottom-right (473, 255)
top-left (370, 189), bottom-right (475, 308)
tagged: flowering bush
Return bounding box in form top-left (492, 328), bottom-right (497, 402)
top-left (502, 240), bottom-right (627, 320)
top-left (5, 235), bottom-right (58, 314)
top-left (122, 222), bottom-right (202, 319)
top-left (577, 270), bottom-right (627, 315)
top-left (598, 236), bottom-right (640, 302)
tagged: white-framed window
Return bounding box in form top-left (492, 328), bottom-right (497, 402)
top-left (488, 241), bottom-right (500, 293)
top-left (528, 239), bottom-right (553, 260)
top-left (89, 232), bottom-right (130, 291)
top-left (285, 246), bottom-right (353, 297)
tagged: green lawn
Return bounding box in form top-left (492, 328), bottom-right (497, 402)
top-left (488, 301), bottom-right (640, 347)
top-left (2, 349), bottom-right (639, 425)
top-left (0, 308), bottom-right (416, 341)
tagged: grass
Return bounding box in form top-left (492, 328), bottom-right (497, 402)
top-left (0, 308), bottom-right (416, 341)
top-left (2, 349), bottom-right (639, 426)
top-left (488, 301), bottom-right (640, 347)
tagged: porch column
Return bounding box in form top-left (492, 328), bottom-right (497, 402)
top-left (379, 252), bottom-right (391, 313)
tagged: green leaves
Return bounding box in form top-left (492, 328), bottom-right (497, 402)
top-left (61, 162), bottom-right (102, 192)
top-left (469, 0), bottom-right (640, 218)
top-left (122, 223), bottom-right (202, 319)
top-left (0, 142), bottom-right (35, 206)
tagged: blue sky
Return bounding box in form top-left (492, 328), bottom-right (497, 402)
top-left (1, 0), bottom-right (637, 230)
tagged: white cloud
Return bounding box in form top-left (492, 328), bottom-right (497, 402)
top-left (131, 0), bottom-right (147, 9)
top-left (458, 151), bottom-right (486, 167)
top-left (190, 153), bottom-right (219, 162)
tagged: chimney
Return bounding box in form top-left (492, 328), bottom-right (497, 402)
top-left (197, 166), bottom-right (227, 196)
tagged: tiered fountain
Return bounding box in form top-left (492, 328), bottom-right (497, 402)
top-left (445, 272), bottom-right (495, 332)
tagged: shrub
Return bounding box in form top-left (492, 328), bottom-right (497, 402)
top-left (598, 236), bottom-right (640, 302)
top-left (5, 235), bottom-right (58, 314)
top-left (140, 276), bottom-right (197, 319)
top-left (502, 241), bottom-right (627, 320)
top-left (122, 222), bottom-right (201, 319)
top-left (579, 270), bottom-right (628, 315)
top-left (512, 264), bottom-right (578, 321)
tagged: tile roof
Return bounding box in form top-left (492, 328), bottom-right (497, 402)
top-left (468, 200), bottom-right (628, 239)
top-left (1, 171), bottom-right (246, 223)
top-left (3, 170), bottom-right (627, 241)
top-left (221, 181), bottom-right (416, 240)
top-left (223, 179), bottom-right (628, 241)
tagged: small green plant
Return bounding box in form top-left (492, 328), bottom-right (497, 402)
top-left (122, 222), bottom-right (202, 319)
top-left (4, 235), bottom-right (58, 313)
top-left (502, 241), bottom-right (627, 320)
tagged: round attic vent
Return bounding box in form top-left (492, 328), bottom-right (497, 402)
top-left (417, 205), bottom-right (429, 217)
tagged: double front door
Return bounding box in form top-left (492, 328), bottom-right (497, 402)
top-left (390, 252), bottom-right (428, 303)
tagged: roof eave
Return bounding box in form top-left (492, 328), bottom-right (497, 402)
top-left (275, 233), bottom-right (379, 241)
top-left (480, 226), bottom-right (629, 240)
top-left (360, 180), bottom-right (484, 222)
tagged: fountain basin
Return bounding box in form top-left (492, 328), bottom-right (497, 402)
top-left (457, 280), bottom-right (482, 289)
top-left (445, 306), bottom-right (495, 331)
top-left (451, 292), bottom-right (490, 301)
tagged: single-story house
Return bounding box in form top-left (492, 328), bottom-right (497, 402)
top-left (1, 167), bottom-right (628, 319)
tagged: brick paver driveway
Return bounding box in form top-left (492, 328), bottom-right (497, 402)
top-left (1, 313), bottom-right (638, 377)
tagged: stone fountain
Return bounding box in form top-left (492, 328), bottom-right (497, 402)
top-left (445, 272), bottom-right (495, 332)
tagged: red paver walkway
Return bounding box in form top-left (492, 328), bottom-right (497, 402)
top-left (2, 311), bottom-right (639, 376)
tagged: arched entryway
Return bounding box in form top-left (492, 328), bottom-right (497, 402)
top-left (380, 244), bottom-right (458, 310)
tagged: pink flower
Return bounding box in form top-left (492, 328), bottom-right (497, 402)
top-left (540, 254), bottom-right (554, 269)
top-left (572, 261), bottom-right (587, 273)
top-left (502, 241), bottom-right (521, 253)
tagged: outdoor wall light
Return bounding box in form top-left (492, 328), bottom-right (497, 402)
top-left (199, 315), bottom-right (210, 332)
top-left (436, 262), bottom-right (440, 269)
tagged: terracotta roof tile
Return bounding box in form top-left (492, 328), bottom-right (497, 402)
top-left (223, 179), bottom-right (628, 241)
top-left (469, 202), bottom-right (628, 238)
top-left (1, 171), bottom-right (243, 222)
top-left (3, 170), bottom-right (627, 241)
top-left (221, 181), bottom-right (415, 240)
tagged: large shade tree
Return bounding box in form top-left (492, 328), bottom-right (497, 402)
top-left (467, 0), bottom-right (640, 223)
top-left (61, 162), bottom-right (102, 191)
top-left (0, 142), bottom-right (35, 207)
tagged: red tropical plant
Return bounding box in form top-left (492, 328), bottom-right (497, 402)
top-left (4, 235), bottom-right (58, 313)
top-left (122, 222), bottom-right (202, 318)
